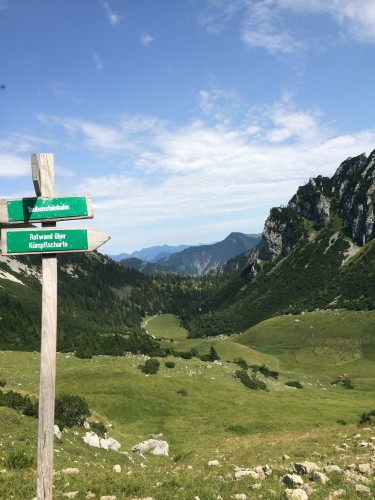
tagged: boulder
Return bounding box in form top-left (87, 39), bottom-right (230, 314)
top-left (234, 470), bottom-right (259, 480)
top-left (100, 437), bottom-right (121, 452)
top-left (131, 439), bottom-right (169, 456)
top-left (312, 471), bottom-right (329, 484)
top-left (284, 489), bottom-right (308, 500)
top-left (54, 425), bottom-right (62, 440)
top-left (282, 474), bottom-right (304, 487)
top-left (83, 432), bottom-right (100, 448)
top-left (294, 461), bottom-right (319, 475)
top-left (82, 432), bottom-right (121, 452)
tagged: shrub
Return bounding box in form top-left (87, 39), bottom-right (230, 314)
top-left (5, 449), bottom-right (35, 469)
top-left (55, 394), bottom-right (91, 429)
top-left (285, 381), bottom-right (303, 389)
top-left (358, 409), bottom-right (375, 425)
top-left (234, 369), bottom-right (267, 391)
top-left (200, 346), bottom-right (220, 362)
top-left (226, 425), bottom-right (250, 435)
top-left (259, 364), bottom-right (279, 379)
top-left (331, 377), bottom-right (354, 390)
top-left (23, 399), bottom-right (39, 418)
top-left (140, 358), bottom-right (160, 375)
top-left (0, 378), bottom-right (6, 387)
top-left (90, 421), bottom-right (107, 437)
top-left (337, 419), bottom-right (347, 425)
top-left (233, 357), bottom-right (248, 370)
top-left (75, 346), bottom-right (93, 359)
top-left (177, 389), bottom-right (188, 397)
top-left (165, 361), bottom-right (175, 369)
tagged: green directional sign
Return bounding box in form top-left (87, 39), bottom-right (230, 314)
top-left (0, 196), bottom-right (92, 223)
top-left (1, 227), bottom-right (109, 255)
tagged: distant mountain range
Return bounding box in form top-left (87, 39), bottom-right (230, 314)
top-left (110, 244), bottom-right (191, 263)
top-left (118, 232), bottom-right (261, 276)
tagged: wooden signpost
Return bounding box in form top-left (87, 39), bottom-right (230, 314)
top-left (0, 153), bottom-right (110, 500)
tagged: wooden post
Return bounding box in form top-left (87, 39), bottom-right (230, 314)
top-left (36, 154), bottom-right (57, 500)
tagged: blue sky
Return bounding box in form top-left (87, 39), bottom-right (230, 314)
top-left (1, 0), bottom-right (375, 254)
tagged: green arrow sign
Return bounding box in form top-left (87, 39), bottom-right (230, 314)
top-left (0, 196), bottom-right (92, 223)
top-left (1, 227), bottom-right (110, 255)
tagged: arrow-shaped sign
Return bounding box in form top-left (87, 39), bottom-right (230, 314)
top-left (1, 227), bottom-right (110, 255)
top-left (0, 196), bottom-right (93, 223)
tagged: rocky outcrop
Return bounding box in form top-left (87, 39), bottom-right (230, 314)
top-left (332, 151), bottom-right (375, 245)
top-left (221, 147), bottom-right (375, 279)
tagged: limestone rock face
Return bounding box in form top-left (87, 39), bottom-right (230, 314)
top-left (332, 150), bottom-right (375, 245)
top-left (228, 148), bottom-right (375, 279)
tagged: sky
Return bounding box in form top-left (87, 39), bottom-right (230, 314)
top-left (1, 0), bottom-right (375, 255)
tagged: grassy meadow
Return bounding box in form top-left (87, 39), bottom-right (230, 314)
top-left (1, 310), bottom-right (375, 499)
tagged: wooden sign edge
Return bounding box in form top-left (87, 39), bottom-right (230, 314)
top-left (0, 195), bottom-right (93, 224)
top-left (1, 226), bottom-right (110, 256)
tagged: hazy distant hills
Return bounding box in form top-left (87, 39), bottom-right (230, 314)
top-left (119, 232), bottom-right (261, 276)
top-left (110, 244), bottom-right (190, 263)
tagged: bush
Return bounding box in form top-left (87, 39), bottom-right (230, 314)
top-left (140, 358), bottom-right (160, 375)
top-left (331, 377), bottom-right (354, 390)
top-left (177, 389), bottom-right (188, 397)
top-left (358, 409), bottom-right (375, 425)
top-left (23, 399), bottom-right (39, 418)
top-left (200, 346), bottom-right (220, 362)
top-left (285, 381), bottom-right (303, 389)
top-left (55, 394), bottom-right (91, 429)
top-left (0, 389), bottom-right (38, 417)
top-left (165, 361), bottom-right (175, 369)
top-left (75, 346), bottom-right (93, 359)
top-left (226, 425), bottom-right (250, 435)
top-left (259, 364), bottom-right (279, 379)
top-left (234, 369), bottom-right (267, 391)
top-left (90, 421), bottom-right (107, 437)
top-left (233, 357), bottom-right (248, 370)
top-left (0, 378), bottom-right (6, 387)
top-left (5, 449), bottom-right (35, 469)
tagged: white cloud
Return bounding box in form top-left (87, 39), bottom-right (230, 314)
top-left (93, 52), bottom-right (103, 70)
top-left (202, 0), bottom-right (375, 57)
top-left (100, 1), bottom-right (121, 25)
top-left (140, 32), bottom-right (154, 46)
top-left (0, 152), bottom-right (29, 178)
top-left (35, 92), bottom-right (375, 250)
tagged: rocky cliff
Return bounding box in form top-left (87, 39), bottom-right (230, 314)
top-left (228, 149), bottom-right (375, 276)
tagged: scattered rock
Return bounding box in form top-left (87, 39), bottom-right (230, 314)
top-left (312, 471), bottom-right (328, 484)
top-left (112, 464), bottom-right (121, 473)
top-left (294, 461), bottom-right (319, 475)
top-left (131, 439), bottom-right (169, 456)
top-left (62, 468), bottom-right (79, 475)
top-left (284, 488), bottom-right (308, 500)
top-left (100, 437), bottom-right (121, 452)
top-left (282, 454), bottom-right (290, 461)
top-left (324, 465), bottom-right (342, 474)
top-left (282, 474), bottom-right (304, 487)
top-left (355, 484), bottom-right (371, 495)
top-left (208, 460), bottom-right (220, 467)
top-left (54, 425), bottom-right (62, 440)
top-left (233, 494), bottom-right (248, 500)
top-left (328, 489), bottom-right (346, 498)
top-left (63, 493), bottom-right (79, 499)
top-left (234, 470), bottom-right (258, 480)
top-left (357, 463), bottom-right (373, 475)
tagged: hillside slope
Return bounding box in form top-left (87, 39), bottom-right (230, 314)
top-left (186, 149), bottom-right (375, 337)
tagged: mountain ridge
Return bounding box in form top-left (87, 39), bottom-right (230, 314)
top-left (120, 232), bottom-right (261, 276)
